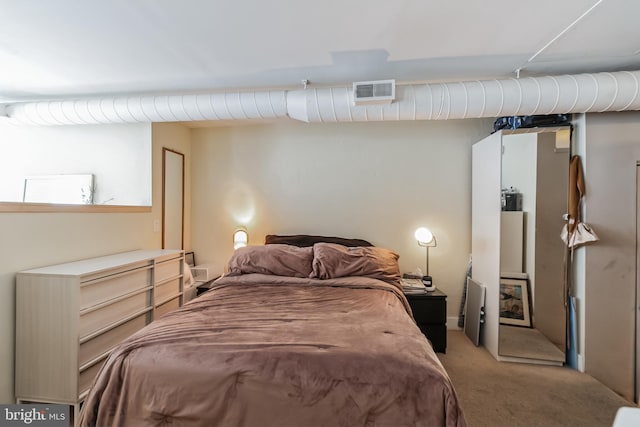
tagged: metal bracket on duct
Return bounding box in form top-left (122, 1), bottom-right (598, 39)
top-left (3, 70), bottom-right (640, 125)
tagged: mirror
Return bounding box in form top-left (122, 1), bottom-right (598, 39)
top-left (162, 148), bottom-right (184, 249)
top-left (498, 129), bottom-right (570, 363)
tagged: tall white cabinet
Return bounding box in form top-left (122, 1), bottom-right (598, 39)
top-left (472, 128), bottom-right (569, 363)
top-left (15, 249), bottom-right (184, 424)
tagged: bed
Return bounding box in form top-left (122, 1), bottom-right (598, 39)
top-left (79, 237), bottom-right (466, 427)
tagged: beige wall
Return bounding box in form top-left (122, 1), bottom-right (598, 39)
top-left (582, 111), bottom-right (640, 401)
top-left (190, 119), bottom-right (493, 319)
top-left (0, 122), bottom-right (190, 403)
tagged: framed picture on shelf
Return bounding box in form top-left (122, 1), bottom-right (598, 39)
top-left (499, 278), bottom-right (532, 327)
top-left (185, 251), bottom-right (195, 268)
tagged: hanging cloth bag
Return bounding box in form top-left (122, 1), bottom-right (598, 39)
top-left (561, 221), bottom-right (599, 248)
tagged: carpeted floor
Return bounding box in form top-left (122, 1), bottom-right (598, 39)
top-left (438, 330), bottom-right (633, 427)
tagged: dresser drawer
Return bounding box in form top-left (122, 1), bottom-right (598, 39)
top-left (80, 267), bottom-right (152, 310)
top-left (79, 359), bottom-right (105, 398)
top-left (155, 296), bottom-right (180, 318)
top-left (79, 290), bottom-right (152, 339)
top-left (409, 298), bottom-right (446, 324)
top-left (156, 278), bottom-right (181, 303)
top-left (79, 313), bottom-right (148, 368)
top-left (155, 258), bottom-right (181, 283)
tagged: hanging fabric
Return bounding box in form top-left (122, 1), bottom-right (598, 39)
top-left (568, 155), bottom-right (584, 233)
top-left (561, 155), bottom-right (599, 249)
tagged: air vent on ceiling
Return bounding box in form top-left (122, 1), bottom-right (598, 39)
top-left (353, 79), bottom-right (395, 105)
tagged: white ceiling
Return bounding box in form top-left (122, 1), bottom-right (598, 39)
top-left (1, 0), bottom-right (639, 104)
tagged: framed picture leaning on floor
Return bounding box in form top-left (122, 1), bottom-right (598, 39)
top-left (499, 278), bottom-right (532, 327)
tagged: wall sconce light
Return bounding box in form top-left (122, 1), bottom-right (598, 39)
top-left (414, 227), bottom-right (437, 291)
top-left (233, 226), bottom-right (248, 250)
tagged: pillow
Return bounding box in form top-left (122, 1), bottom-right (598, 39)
top-left (265, 234), bottom-right (373, 248)
top-left (227, 244), bottom-right (313, 278)
top-left (311, 242), bottom-right (401, 285)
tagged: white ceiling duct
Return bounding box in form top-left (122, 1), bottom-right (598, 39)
top-left (287, 70), bottom-right (640, 123)
top-left (3, 91), bottom-right (288, 126)
top-left (2, 70), bottom-right (640, 125)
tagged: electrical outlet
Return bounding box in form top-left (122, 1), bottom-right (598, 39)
top-left (153, 220), bottom-right (160, 232)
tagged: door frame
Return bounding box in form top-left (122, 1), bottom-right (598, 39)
top-left (162, 148), bottom-right (185, 249)
top-left (635, 162), bottom-right (640, 403)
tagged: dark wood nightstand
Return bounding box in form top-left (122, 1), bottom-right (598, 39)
top-left (195, 277), bottom-right (219, 296)
top-left (405, 289), bottom-right (447, 353)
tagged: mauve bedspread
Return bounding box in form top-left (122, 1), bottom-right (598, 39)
top-left (79, 274), bottom-right (466, 427)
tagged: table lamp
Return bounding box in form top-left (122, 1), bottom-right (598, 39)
top-left (415, 227), bottom-right (437, 291)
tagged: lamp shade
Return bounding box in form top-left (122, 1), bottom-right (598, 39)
top-left (415, 227), bottom-right (435, 246)
top-left (233, 227), bottom-right (248, 249)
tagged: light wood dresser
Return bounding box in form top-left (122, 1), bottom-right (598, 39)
top-left (15, 249), bottom-right (185, 425)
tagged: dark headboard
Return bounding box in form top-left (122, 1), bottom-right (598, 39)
top-left (264, 234), bottom-right (373, 247)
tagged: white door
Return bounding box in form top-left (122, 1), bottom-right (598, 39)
top-left (471, 131), bottom-right (502, 359)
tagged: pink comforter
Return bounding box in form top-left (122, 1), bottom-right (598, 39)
top-left (79, 274), bottom-right (466, 427)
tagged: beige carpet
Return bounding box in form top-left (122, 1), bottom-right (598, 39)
top-left (438, 330), bottom-right (633, 427)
